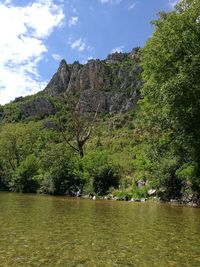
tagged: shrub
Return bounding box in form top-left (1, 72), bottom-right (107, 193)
top-left (40, 144), bottom-right (86, 195)
top-left (10, 154), bottom-right (39, 193)
top-left (132, 185), bottom-right (149, 199)
top-left (81, 150), bottom-right (121, 195)
top-left (93, 165), bottom-right (120, 195)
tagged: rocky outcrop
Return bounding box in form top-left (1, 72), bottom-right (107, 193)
top-left (45, 60), bottom-right (71, 96)
top-left (20, 97), bottom-right (54, 118)
top-left (78, 89), bottom-right (140, 114)
top-left (1, 48), bottom-right (142, 122)
top-left (44, 48), bottom-right (142, 114)
top-left (106, 51), bottom-right (130, 64)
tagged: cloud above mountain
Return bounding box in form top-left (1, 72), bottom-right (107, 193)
top-left (0, 0), bottom-right (177, 104)
top-left (0, 0), bottom-right (64, 104)
top-left (68, 16), bottom-right (79, 27)
top-left (99, 0), bottom-right (123, 5)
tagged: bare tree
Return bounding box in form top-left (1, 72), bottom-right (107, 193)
top-left (59, 101), bottom-right (101, 158)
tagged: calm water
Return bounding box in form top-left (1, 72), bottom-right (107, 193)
top-left (0, 193), bottom-right (200, 267)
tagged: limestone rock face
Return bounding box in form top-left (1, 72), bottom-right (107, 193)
top-left (45, 47), bottom-right (141, 114)
top-left (45, 60), bottom-right (70, 96)
top-left (20, 97), bottom-right (54, 118)
top-left (106, 52), bottom-right (129, 64)
top-left (1, 48), bottom-right (142, 122)
top-left (78, 60), bottom-right (111, 92)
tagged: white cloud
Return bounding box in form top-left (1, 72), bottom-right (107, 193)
top-left (169, 0), bottom-right (180, 9)
top-left (52, 53), bottom-right (62, 61)
top-left (0, 0), bottom-right (64, 104)
top-left (101, 0), bottom-right (137, 9)
top-left (70, 38), bottom-right (86, 52)
top-left (87, 56), bottom-right (94, 61)
top-left (68, 16), bottom-right (78, 27)
top-left (99, 0), bottom-right (123, 5)
top-left (111, 46), bottom-right (124, 53)
top-left (4, 0), bottom-right (12, 4)
top-left (128, 2), bottom-right (137, 10)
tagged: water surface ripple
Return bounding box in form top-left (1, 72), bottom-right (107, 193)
top-left (0, 193), bottom-right (200, 266)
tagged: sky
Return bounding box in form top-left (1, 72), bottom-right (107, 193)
top-left (0, 0), bottom-right (179, 105)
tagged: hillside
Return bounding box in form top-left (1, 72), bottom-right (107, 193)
top-left (0, 0), bottom-right (199, 204)
top-left (0, 48), bottom-right (142, 198)
top-left (0, 48), bottom-right (141, 122)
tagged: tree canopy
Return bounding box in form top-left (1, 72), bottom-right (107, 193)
top-left (134, 0), bottom-right (200, 199)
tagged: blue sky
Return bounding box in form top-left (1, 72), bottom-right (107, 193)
top-left (0, 0), bottom-right (179, 104)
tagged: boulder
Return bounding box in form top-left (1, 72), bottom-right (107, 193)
top-left (148, 189), bottom-right (156, 196)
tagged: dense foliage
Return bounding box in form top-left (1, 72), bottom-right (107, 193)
top-left (0, 0), bottom-right (200, 202)
top-left (0, 121), bottom-right (121, 196)
top-left (134, 0), bottom-right (200, 200)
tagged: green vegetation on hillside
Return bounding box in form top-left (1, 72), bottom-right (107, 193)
top-left (0, 0), bottom-right (199, 202)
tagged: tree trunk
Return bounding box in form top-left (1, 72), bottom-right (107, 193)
top-left (78, 142), bottom-right (84, 158)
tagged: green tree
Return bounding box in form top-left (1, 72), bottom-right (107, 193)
top-left (135, 0), bottom-right (200, 198)
top-left (10, 154), bottom-right (39, 193)
top-left (0, 122), bottom-right (44, 190)
top-left (40, 143), bottom-right (86, 195)
top-left (82, 151), bottom-right (121, 195)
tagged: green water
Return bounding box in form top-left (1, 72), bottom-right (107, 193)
top-left (0, 193), bottom-right (200, 267)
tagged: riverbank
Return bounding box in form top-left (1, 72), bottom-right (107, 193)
top-left (1, 189), bottom-right (199, 208)
top-left (74, 193), bottom-right (200, 208)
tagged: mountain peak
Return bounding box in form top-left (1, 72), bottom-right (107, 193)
top-left (44, 48), bottom-right (141, 114)
top-left (59, 59), bottom-right (67, 67)
top-left (45, 59), bottom-right (70, 96)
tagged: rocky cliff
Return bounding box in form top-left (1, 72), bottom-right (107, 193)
top-left (45, 48), bottom-right (141, 114)
top-left (1, 48), bottom-right (142, 122)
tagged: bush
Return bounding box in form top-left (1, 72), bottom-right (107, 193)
top-left (10, 154), bottom-right (39, 193)
top-left (155, 158), bottom-right (183, 200)
top-left (82, 151), bottom-right (121, 195)
top-left (132, 185), bottom-right (149, 199)
top-left (93, 165), bottom-right (120, 195)
top-left (112, 188), bottom-right (132, 200)
top-left (40, 144), bottom-right (86, 195)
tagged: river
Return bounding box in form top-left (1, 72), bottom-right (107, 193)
top-left (0, 193), bottom-right (200, 266)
